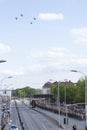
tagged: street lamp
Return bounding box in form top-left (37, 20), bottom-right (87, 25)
top-left (71, 69), bottom-right (87, 130)
top-left (0, 76), bottom-right (12, 90)
top-left (0, 60), bottom-right (6, 63)
top-left (64, 79), bottom-right (68, 130)
top-left (49, 79), bottom-right (61, 129)
top-left (57, 81), bottom-right (61, 130)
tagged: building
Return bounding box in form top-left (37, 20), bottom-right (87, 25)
top-left (42, 82), bottom-right (52, 94)
top-left (42, 80), bottom-right (75, 94)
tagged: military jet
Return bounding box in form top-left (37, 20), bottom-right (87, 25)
top-left (33, 17), bottom-right (36, 20)
top-left (20, 14), bottom-right (23, 17)
top-left (15, 17), bottom-right (18, 20)
top-left (30, 22), bottom-right (33, 24)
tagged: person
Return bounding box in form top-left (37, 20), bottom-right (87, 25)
top-left (1, 124), bottom-right (5, 130)
top-left (73, 124), bottom-right (76, 130)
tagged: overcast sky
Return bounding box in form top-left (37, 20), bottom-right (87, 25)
top-left (0, 0), bottom-right (87, 89)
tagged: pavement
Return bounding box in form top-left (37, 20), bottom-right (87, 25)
top-left (34, 107), bottom-right (85, 130)
top-left (0, 102), bottom-right (1, 130)
top-left (4, 123), bottom-right (9, 130)
top-left (0, 96), bottom-right (11, 130)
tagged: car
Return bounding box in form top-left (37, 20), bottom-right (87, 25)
top-left (10, 125), bottom-right (18, 130)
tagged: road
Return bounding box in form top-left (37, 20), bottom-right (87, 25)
top-left (9, 99), bottom-right (85, 130)
top-left (16, 100), bottom-right (62, 130)
top-left (23, 99), bottom-right (85, 130)
top-left (10, 100), bottom-right (22, 130)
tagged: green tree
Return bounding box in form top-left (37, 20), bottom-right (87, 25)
top-left (74, 79), bottom-right (85, 103)
top-left (50, 79), bottom-right (85, 104)
top-left (18, 89), bottom-right (24, 98)
top-left (51, 84), bottom-right (58, 100)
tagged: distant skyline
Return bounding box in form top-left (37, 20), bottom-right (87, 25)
top-left (0, 0), bottom-right (87, 89)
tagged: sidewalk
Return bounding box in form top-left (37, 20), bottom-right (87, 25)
top-left (35, 107), bottom-right (85, 130)
top-left (0, 103), bottom-right (1, 130)
top-left (4, 123), bottom-right (9, 130)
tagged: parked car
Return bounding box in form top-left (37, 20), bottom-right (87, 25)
top-left (10, 124), bottom-right (18, 130)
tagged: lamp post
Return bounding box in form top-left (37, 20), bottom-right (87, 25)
top-left (64, 79), bottom-right (68, 130)
top-left (0, 76), bottom-right (12, 90)
top-left (58, 81), bottom-right (61, 130)
top-left (50, 79), bottom-right (61, 129)
top-left (0, 60), bottom-right (6, 63)
top-left (71, 69), bottom-right (87, 130)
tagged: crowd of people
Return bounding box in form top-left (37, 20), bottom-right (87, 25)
top-left (1, 96), bottom-right (11, 130)
top-left (68, 105), bottom-right (85, 119)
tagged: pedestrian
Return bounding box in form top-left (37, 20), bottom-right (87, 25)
top-left (1, 124), bottom-right (5, 130)
top-left (73, 124), bottom-right (77, 130)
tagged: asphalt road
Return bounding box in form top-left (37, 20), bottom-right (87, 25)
top-left (10, 100), bottom-right (85, 130)
top-left (23, 99), bottom-right (85, 130)
top-left (10, 100), bottom-right (22, 130)
top-left (16, 100), bottom-right (62, 130)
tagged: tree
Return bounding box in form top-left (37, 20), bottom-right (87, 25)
top-left (74, 79), bottom-right (85, 103)
top-left (13, 86), bottom-right (37, 98)
top-left (50, 79), bottom-right (85, 104)
top-left (18, 89), bottom-right (24, 98)
top-left (51, 84), bottom-right (58, 100)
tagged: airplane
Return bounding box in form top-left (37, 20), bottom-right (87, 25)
top-left (15, 17), bottom-right (18, 20)
top-left (33, 17), bottom-right (36, 20)
top-left (20, 14), bottom-right (23, 17)
top-left (30, 22), bottom-right (33, 24)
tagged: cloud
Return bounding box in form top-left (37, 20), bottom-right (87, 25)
top-left (0, 69), bottom-right (25, 75)
top-left (0, 43), bottom-right (11, 54)
top-left (1, 47), bottom-right (87, 76)
top-left (71, 28), bottom-right (87, 45)
top-left (27, 47), bottom-right (87, 73)
top-left (48, 47), bottom-right (71, 57)
top-left (38, 13), bottom-right (64, 21)
top-left (47, 48), bottom-right (87, 67)
top-left (5, 47), bottom-right (87, 89)
top-left (74, 57), bottom-right (87, 66)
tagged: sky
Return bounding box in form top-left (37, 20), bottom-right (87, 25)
top-left (0, 0), bottom-right (87, 90)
